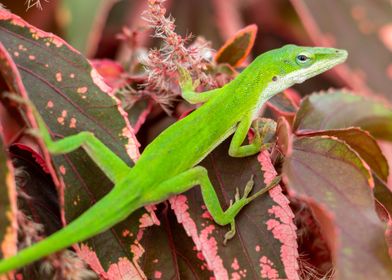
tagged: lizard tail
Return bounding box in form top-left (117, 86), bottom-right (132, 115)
top-left (0, 186), bottom-right (140, 274)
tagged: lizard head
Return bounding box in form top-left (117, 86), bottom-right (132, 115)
top-left (274, 44), bottom-right (348, 84)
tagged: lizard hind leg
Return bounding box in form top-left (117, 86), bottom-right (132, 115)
top-left (147, 166), bottom-right (281, 244)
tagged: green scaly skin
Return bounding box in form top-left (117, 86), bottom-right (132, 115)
top-left (0, 44), bottom-right (347, 274)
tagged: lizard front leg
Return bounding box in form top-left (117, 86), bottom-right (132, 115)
top-left (8, 94), bottom-right (131, 183)
top-left (178, 67), bottom-right (219, 104)
top-left (145, 166), bottom-right (280, 244)
top-left (229, 113), bottom-right (270, 157)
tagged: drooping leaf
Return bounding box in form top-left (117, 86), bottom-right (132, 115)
top-left (290, 127), bottom-right (392, 219)
top-left (60, 0), bottom-right (117, 57)
top-left (268, 90), bottom-right (300, 122)
top-left (0, 11), bottom-right (155, 278)
top-left (294, 91), bottom-right (392, 141)
top-left (283, 136), bottom-right (392, 279)
top-left (290, 0), bottom-right (392, 100)
top-left (276, 117), bottom-right (292, 157)
top-left (373, 173), bottom-right (392, 221)
top-left (215, 24), bottom-right (258, 67)
top-left (170, 138), bottom-right (299, 280)
top-left (299, 128), bottom-right (389, 181)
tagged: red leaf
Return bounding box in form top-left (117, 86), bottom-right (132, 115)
top-left (283, 136), bottom-right (392, 279)
top-left (214, 24), bottom-right (257, 67)
top-left (294, 91), bottom-right (392, 141)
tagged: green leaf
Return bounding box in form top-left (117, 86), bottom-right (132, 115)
top-left (283, 136), bottom-right (392, 279)
top-left (0, 10), bottom-right (154, 277)
top-left (215, 24), bottom-right (258, 67)
top-left (291, 0), bottom-right (392, 100)
top-left (294, 91), bottom-right (392, 141)
top-left (60, 0), bottom-right (117, 56)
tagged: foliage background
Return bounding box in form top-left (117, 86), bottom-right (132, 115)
top-left (0, 0), bottom-right (391, 279)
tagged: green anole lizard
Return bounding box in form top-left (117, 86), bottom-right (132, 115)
top-left (0, 44), bottom-right (347, 273)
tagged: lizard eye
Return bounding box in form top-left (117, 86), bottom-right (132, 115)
top-left (296, 52), bottom-right (312, 66)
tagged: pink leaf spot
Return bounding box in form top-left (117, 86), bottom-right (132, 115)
top-left (28, 55), bottom-right (35, 60)
top-left (77, 86), bottom-right (88, 94)
top-left (69, 117), bottom-right (77, 128)
top-left (70, 73), bottom-right (75, 78)
top-left (201, 210), bottom-right (212, 220)
top-left (46, 101), bottom-right (54, 108)
top-left (255, 245), bottom-right (261, 252)
top-left (260, 256), bottom-right (279, 279)
top-left (139, 213), bottom-right (157, 228)
top-left (379, 24), bottom-right (392, 51)
top-left (230, 272), bottom-right (241, 280)
top-left (130, 242), bottom-right (145, 260)
top-left (154, 271), bottom-right (162, 279)
top-left (153, 259), bottom-right (159, 263)
top-left (122, 229), bottom-right (130, 237)
top-left (59, 165), bottom-right (66, 175)
top-left (57, 117), bottom-right (65, 125)
top-left (231, 258), bottom-right (239, 270)
top-left (56, 72), bottom-right (62, 82)
top-left (13, 51), bottom-right (19, 57)
top-left (18, 44), bottom-right (26, 51)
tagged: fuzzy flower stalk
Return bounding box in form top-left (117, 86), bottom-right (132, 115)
top-left (142, 0), bottom-right (213, 94)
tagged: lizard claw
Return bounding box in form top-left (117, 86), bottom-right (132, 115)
top-left (234, 187), bottom-right (240, 202)
top-left (243, 175), bottom-right (254, 198)
top-left (223, 221), bottom-right (236, 245)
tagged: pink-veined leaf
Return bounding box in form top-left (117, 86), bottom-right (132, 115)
top-left (290, 0), bottom-right (392, 100)
top-left (0, 11), bottom-right (157, 278)
top-left (215, 24), bottom-right (258, 67)
top-left (283, 136), bottom-right (392, 279)
top-left (170, 138), bottom-right (299, 280)
top-left (139, 203), bottom-right (215, 279)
